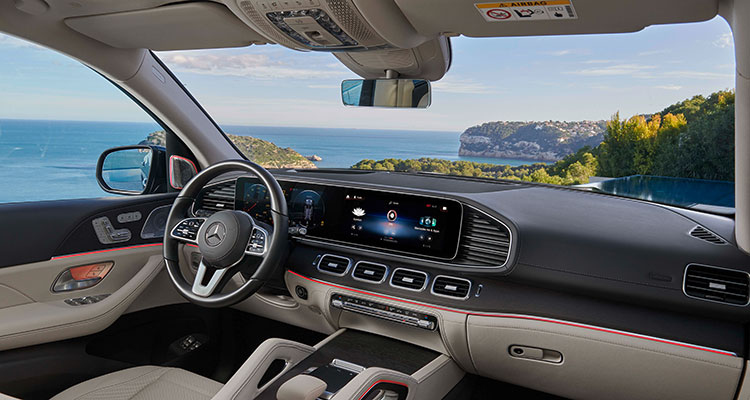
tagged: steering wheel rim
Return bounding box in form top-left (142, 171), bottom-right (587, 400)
top-left (163, 160), bottom-right (288, 308)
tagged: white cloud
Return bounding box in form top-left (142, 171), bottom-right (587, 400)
top-left (668, 70), bottom-right (733, 79)
top-left (567, 64), bottom-right (656, 77)
top-left (713, 33), bottom-right (734, 49)
top-left (544, 49), bottom-right (588, 56)
top-left (582, 59), bottom-right (616, 64)
top-left (654, 85), bottom-right (683, 90)
top-left (307, 84), bottom-right (340, 89)
top-left (432, 78), bottom-right (494, 94)
top-left (637, 49), bottom-right (669, 57)
top-left (159, 52), bottom-right (348, 80)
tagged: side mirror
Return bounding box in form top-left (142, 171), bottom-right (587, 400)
top-left (96, 145), bottom-right (167, 195)
top-left (341, 79), bottom-right (431, 108)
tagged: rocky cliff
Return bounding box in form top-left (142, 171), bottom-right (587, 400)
top-left (459, 120), bottom-right (606, 162)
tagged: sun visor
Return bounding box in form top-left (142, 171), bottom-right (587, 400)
top-left (65, 2), bottom-right (268, 51)
top-left (393, 0), bottom-right (718, 38)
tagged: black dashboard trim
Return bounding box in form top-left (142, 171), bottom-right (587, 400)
top-left (195, 175), bottom-right (517, 272)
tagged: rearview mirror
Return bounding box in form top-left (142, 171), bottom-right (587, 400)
top-left (96, 145), bottom-right (166, 195)
top-left (341, 79), bottom-right (431, 108)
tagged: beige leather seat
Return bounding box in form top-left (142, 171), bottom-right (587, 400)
top-left (51, 366), bottom-right (222, 400)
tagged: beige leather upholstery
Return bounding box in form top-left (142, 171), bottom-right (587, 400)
top-left (213, 338), bottom-right (317, 399)
top-left (51, 366), bottom-right (222, 400)
top-left (276, 375), bottom-right (327, 400)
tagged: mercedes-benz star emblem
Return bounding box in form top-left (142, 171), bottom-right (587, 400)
top-left (205, 222), bottom-right (226, 247)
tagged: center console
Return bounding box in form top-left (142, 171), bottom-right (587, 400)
top-left (215, 329), bottom-right (464, 400)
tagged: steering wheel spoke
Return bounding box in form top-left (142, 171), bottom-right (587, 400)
top-left (169, 217), bottom-right (207, 244)
top-left (192, 259), bottom-right (229, 297)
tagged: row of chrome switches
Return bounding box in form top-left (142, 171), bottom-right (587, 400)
top-left (64, 294), bottom-right (110, 306)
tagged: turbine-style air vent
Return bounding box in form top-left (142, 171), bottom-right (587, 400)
top-left (352, 261), bottom-right (388, 283)
top-left (390, 268), bottom-right (428, 291)
top-left (690, 226), bottom-right (727, 245)
top-left (684, 264), bottom-right (749, 306)
top-left (194, 181), bottom-right (236, 216)
top-left (317, 254), bottom-right (351, 276)
top-left (431, 276), bottom-right (471, 300)
top-left (454, 206), bottom-right (512, 268)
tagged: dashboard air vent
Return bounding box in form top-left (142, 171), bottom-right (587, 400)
top-left (454, 207), bottom-right (511, 268)
top-left (684, 264), bottom-right (749, 306)
top-left (689, 226), bottom-right (727, 245)
top-left (390, 268), bottom-right (428, 291)
top-left (194, 181), bottom-right (236, 216)
top-left (352, 261), bottom-right (388, 283)
top-left (317, 254), bottom-right (352, 276)
top-left (432, 276), bottom-right (471, 300)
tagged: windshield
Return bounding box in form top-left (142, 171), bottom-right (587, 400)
top-left (156, 17), bottom-right (735, 211)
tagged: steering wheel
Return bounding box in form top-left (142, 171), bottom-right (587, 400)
top-left (163, 160), bottom-right (288, 308)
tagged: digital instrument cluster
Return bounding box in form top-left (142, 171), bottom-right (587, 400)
top-left (234, 178), bottom-right (463, 259)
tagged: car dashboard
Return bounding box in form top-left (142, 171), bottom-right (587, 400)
top-left (185, 169), bottom-right (750, 400)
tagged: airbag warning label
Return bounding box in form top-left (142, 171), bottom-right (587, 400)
top-left (475, 0), bottom-right (578, 22)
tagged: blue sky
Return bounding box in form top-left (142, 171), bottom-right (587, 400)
top-left (0, 16), bottom-right (736, 132)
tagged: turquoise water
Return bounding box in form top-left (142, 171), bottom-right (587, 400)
top-left (0, 119), bottom-right (538, 203)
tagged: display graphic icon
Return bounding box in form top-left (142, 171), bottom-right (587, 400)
top-left (387, 210), bottom-right (398, 221)
top-left (352, 207), bottom-right (366, 217)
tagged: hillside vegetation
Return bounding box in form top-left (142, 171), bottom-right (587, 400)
top-left (144, 131), bottom-right (315, 169)
top-left (353, 90), bottom-right (735, 185)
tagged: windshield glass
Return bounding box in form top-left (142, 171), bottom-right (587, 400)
top-left (157, 17), bottom-right (736, 212)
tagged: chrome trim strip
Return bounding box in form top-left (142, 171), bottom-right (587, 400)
top-left (317, 254), bottom-right (352, 277)
top-left (351, 261), bottom-right (389, 284)
top-left (389, 267), bottom-right (428, 292)
top-left (682, 263), bottom-right (750, 307)
top-left (430, 275), bottom-right (472, 301)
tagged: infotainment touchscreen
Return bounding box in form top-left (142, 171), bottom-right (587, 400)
top-left (321, 188), bottom-right (463, 259)
top-left (234, 178), bottom-right (463, 259)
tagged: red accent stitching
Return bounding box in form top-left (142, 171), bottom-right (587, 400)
top-left (287, 270), bottom-right (736, 357)
top-left (357, 380), bottom-right (408, 400)
top-left (51, 243), bottom-right (162, 260)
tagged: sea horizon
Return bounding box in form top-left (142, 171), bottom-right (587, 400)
top-left (0, 119), bottom-right (546, 202)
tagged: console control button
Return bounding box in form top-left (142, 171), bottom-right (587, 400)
top-left (330, 293), bottom-right (437, 331)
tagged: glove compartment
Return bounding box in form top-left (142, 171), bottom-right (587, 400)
top-left (466, 315), bottom-right (743, 400)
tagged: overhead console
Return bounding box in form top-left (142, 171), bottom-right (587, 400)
top-left (229, 0), bottom-right (451, 79)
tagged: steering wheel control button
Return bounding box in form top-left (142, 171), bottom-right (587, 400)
top-left (171, 218), bottom-right (205, 242)
top-left (246, 227), bottom-right (268, 255)
top-left (295, 285), bottom-right (308, 300)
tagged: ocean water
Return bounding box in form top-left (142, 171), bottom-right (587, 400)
top-left (0, 119), bottom-right (537, 203)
